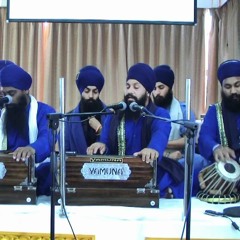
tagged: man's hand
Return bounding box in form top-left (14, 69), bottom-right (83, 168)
top-left (89, 117), bottom-right (102, 134)
top-left (87, 142), bottom-right (106, 155)
top-left (133, 148), bottom-right (159, 164)
top-left (12, 146), bottom-right (35, 162)
top-left (213, 145), bottom-right (236, 162)
top-left (168, 150), bottom-right (183, 160)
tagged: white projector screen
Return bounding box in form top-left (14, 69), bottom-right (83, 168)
top-left (7, 0), bottom-right (197, 25)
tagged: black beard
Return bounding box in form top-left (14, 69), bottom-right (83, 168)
top-left (80, 97), bottom-right (104, 121)
top-left (153, 89), bottom-right (173, 108)
top-left (123, 92), bottom-right (148, 120)
top-left (221, 91), bottom-right (240, 113)
top-left (4, 95), bottom-right (28, 136)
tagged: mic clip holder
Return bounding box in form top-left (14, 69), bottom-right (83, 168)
top-left (47, 113), bottom-right (64, 130)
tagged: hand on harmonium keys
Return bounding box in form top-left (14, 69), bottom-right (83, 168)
top-left (12, 146), bottom-right (36, 162)
top-left (87, 142), bottom-right (106, 155)
top-left (133, 147), bottom-right (159, 164)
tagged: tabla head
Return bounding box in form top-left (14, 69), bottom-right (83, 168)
top-left (197, 159), bottom-right (240, 204)
top-left (217, 159), bottom-right (240, 182)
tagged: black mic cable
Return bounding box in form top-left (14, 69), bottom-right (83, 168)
top-left (204, 210), bottom-right (240, 231)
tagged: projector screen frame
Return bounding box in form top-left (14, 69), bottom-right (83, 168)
top-left (7, 0), bottom-right (197, 25)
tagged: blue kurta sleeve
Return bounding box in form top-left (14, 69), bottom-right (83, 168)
top-left (147, 107), bottom-right (171, 161)
top-left (198, 105), bottom-right (219, 161)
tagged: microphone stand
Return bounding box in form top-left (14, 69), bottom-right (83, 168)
top-left (142, 111), bottom-right (198, 240)
top-left (181, 120), bottom-right (197, 240)
top-left (47, 113), bottom-right (61, 240)
top-left (47, 110), bottom-right (114, 240)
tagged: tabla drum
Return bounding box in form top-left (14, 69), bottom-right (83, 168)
top-left (197, 159), bottom-right (240, 203)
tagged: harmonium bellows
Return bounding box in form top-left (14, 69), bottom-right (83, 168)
top-left (0, 152), bottom-right (37, 204)
top-left (60, 154), bottom-right (160, 208)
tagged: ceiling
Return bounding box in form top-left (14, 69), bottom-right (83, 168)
top-left (0, 0), bottom-right (230, 8)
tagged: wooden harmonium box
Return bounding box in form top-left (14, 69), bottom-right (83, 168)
top-left (64, 155), bottom-right (159, 208)
top-left (0, 152), bottom-right (37, 204)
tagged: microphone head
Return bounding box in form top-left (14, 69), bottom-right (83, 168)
top-left (5, 95), bottom-right (13, 104)
top-left (0, 95), bottom-right (13, 107)
top-left (119, 101), bottom-right (127, 111)
top-left (105, 101), bottom-right (127, 111)
top-left (129, 102), bottom-right (138, 112)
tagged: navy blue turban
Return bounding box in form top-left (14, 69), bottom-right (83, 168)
top-left (154, 65), bottom-right (175, 89)
top-left (0, 64), bottom-right (32, 90)
top-left (217, 59), bottom-right (240, 85)
top-left (126, 63), bottom-right (156, 93)
top-left (76, 65), bottom-right (105, 94)
top-left (0, 60), bottom-right (15, 71)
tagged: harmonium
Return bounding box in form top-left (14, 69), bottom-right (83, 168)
top-left (0, 152), bottom-right (37, 204)
top-left (59, 154), bottom-right (160, 208)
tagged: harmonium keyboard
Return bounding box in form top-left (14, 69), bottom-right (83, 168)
top-left (0, 152), bottom-right (37, 204)
top-left (58, 154), bottom-right (159, 208)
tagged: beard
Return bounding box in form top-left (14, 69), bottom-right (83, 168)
top-left (80, 97), bottom-right (104, 121)
top-left (221, 90), bottom-right (240, 113)
top-left (153, 89), bottom-right (173, 108)
top-left (123, 92), bottom-right (148, 120)
top-left (4, 94), bottom-right (28, 136)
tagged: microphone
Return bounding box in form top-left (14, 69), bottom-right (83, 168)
top-left (0, 95), bottom-right (12, 107)
top-left (104, 101), bottom-right (127, 111)
top-left (129, 102), bottom-right (145, 112)
top-left (129, 102), bottom-right (153, 115)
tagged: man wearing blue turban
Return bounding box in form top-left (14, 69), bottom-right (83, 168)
top-left (64, 65), bottom-right (107, 154)
top-left (0, 62), bottom-right (56, 196)
top-left (0, 60), bottom-right (14, 71)
top-left (0, 60), bottom-right (14, 99)
top-left (198, 59), bottom-right (240, 202)
top-left (152, 64), bottom-right (209, 198)
top-left (87, 63), bottom-right (171, 180)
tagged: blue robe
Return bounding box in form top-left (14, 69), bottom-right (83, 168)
top-left (7, 102), bottom-right (55, 196)
top-left (100, 103), bottom-right (172, 197)
top-left (198, 104), bottom-right (240, 196)
top-left (198, 104), bottom-right (240, 161)
top-left (100, 105), bottom-right (171, 160)
top-left (65, 101), bottom-right (107, 154)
